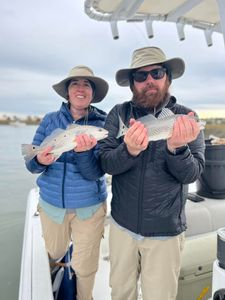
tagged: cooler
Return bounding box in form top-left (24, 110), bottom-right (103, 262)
top-left (212, 260), bottom-right (225, 297)
top-left (176, 232), bottom-right (217, 300)
top-left (211, 228), bottom-right (225, 299)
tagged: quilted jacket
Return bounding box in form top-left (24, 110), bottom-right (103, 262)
top-left (99, 97), bottom-right (205, 236)
top-left (26, 102), bottom-right (107, 208)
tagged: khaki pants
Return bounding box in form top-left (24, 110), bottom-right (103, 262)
top-left (109, 222), bottom-right (185, 300)
top-left (39, 203), bottom-right (106, 300)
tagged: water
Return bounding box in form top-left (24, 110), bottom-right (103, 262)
top-left (0, 125), bottom-right (38, 300)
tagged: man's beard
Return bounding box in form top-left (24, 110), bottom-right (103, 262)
top-left (132, 81), bottom-right (170, 110)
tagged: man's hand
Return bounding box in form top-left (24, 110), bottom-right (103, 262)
top-left (167, 112), bottom-right (200, 153)
top-left (37, 146), bottom-right (55, 165)
top-left (124, 118), bottom-right (148, 156)
top-left (74, 134), bottom-right (97, 152)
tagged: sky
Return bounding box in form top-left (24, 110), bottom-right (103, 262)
top-left (1, 0), bottom-right (225, 118)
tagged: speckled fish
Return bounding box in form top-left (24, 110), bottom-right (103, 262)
top-left (21, 124), bottom-right (108, 162)
top-left (116, 108), bottom-right (206, 141)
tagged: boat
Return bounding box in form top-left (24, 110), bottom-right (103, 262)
top-left (18, 174), bottom-right (225, 300)
top-left (9, 121), bottom-right (26, 127)
top-left (19, 1), bottom-right (225, 299)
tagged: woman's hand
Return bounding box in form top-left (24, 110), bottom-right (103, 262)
top-left (74, 134), bottom-right (97, 152)
top-left (37, 146), bottom-right (55, 165)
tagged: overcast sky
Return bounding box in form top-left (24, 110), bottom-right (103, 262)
top-left (1, 0), bottom-right (225, 116)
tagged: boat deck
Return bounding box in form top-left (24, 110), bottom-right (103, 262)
top-left (19, 187), bottom-right (225, 299)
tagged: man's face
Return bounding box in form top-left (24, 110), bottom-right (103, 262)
top-left (132, 65), bottom-right (170, 109)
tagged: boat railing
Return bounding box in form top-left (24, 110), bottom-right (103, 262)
top-left (18, 188), bottom-right (53, 300)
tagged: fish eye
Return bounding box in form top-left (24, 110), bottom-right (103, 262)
top-left (99, 128), bottom-right (103, 131)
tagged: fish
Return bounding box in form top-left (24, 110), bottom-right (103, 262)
top-left (21, 124), bottom-right (108, 162)
top-left (116, 108), bottom-right (206, 141)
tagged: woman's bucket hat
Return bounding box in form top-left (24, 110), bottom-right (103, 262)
top-left (116, 47), bottom-right (185, 86)
top-left (53, 65), bottom-right (109, 103)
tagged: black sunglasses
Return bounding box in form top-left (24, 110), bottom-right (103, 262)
top-left (132, 68), bottom-right (167, 82)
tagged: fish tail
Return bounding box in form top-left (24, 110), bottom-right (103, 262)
top-left (198, 120), bottom-right (206, 130)
top-left (21, 144), bottom-right (40, 162)
top-left (116, 115), bottom-right (128, 138)
top-left (189, 115), bottom-right (206, 130)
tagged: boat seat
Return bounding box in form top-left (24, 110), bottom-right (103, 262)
top-left (185, 197), bottom-right (225, 237)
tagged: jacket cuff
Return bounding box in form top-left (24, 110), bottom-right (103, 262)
top-left (27, 156), bottom-right (47, 172)
top-left (166, 145), bottom-right (188, 156)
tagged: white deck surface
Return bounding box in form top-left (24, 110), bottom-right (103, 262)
top-left (93, 251), bottom-right (111, 299)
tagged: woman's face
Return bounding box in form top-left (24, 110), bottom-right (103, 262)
top-left (68, 78), bottom-right (93, 110)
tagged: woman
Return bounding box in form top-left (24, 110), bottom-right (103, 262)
top-left (25, 65), bottom-right (109, 300)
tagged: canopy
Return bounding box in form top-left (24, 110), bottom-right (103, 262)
top-left (84, 0), bottom-right (225, 47)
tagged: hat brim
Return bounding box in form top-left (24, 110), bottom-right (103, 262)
top-left (116, 57), bottom-right (185, 86)
top-left (52, 76), bottom-right (109, 103)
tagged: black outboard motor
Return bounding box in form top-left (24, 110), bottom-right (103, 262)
top-left (213, 289), bottom-right (225, 300)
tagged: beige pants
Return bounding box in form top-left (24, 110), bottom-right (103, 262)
top-left (109, 222), bottom-right (185, 300)
top-left (39, 203), bottom-right (106, 300)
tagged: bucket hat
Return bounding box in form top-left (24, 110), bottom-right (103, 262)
top-left (116, 47), bottom-right (185, 86)
top-left (52, 65), bottom-right (109, 103)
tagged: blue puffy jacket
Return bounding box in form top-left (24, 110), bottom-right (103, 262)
top-left (26, 102), bottom-right (107, 208)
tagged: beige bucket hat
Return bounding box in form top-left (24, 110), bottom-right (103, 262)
top-left (116, 47), bottom-right (185, 86)
top-left (52, 65), bottom-right (109, 103)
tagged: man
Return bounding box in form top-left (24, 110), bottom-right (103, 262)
top-left (99, 47), bottom-right (205, 300)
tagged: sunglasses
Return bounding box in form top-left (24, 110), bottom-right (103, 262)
top-left (132, 68), bottom-right (167, 82)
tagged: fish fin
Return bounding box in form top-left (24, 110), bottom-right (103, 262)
top-left (116, 115), bottom-right (128, 138)
top-left (158, 108), bottom-right (174, 119)
top-left (66, 124), bottom-right (80, 130)
top-left (139, 114), bottom-right (157, 124)
top-left (68, 124), bottom-right (84, 135)
top-left (21, 144), bottom-right (40, 162)
top-left (51, 153), bottom-right (61, 161)
top-left (199, 120), bottom-right (206, 130)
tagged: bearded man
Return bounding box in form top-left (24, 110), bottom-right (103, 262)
top-left (99, 47), bottom-right (205, 300)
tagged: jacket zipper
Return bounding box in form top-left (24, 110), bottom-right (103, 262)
top-left (137, 149), bottom-right (149, 233)
top-left (62, 153), bottom-right (67, 208)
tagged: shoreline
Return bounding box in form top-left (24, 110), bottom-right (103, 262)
top-left (0, 120), bottom-right (41, 125)
top-left (0, 114), bottom-right (42, 126)
top-left (1, 115), bottom-right (225, 138)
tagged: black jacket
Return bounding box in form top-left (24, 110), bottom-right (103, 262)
top-left (99, 97), bottom-right (205, 236)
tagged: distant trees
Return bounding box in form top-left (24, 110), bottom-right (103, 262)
top-left (0, 114), bottom-right (42, 125)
